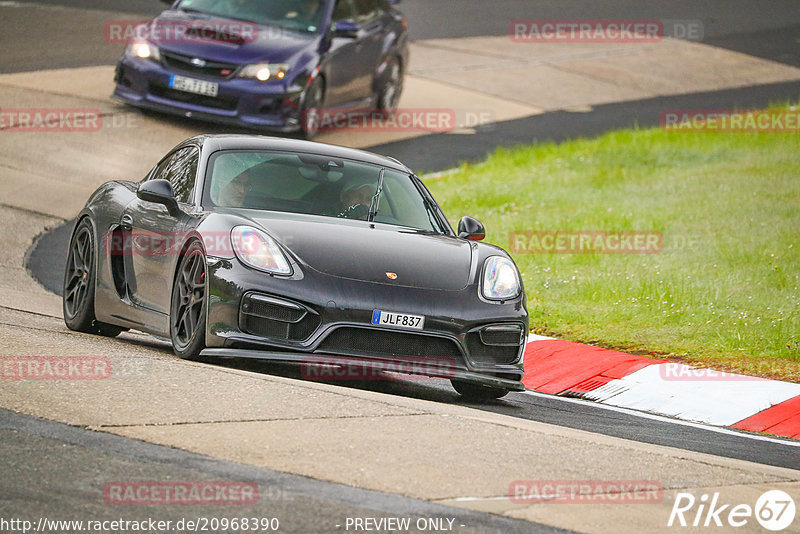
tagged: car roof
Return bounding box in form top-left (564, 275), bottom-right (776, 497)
top-left (188, 134), bottom-right (412, 173)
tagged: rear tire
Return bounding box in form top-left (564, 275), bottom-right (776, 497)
top-left (451, 379), bottom-right (510, 401)
top-left (63, 218), bottom-right (124, 337)
top-left (169, 240), bottom-right (207, 360)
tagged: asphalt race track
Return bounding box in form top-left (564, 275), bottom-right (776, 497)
top-left (2, 1), bottom-right (800, 533)
top-left (0, 409), bottom-right (563, 534)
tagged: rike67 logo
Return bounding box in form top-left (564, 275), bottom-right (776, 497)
top-left (668, 490), bottom-right (796, 531)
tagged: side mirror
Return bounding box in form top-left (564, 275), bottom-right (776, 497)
top-left (332, 20), bottom-right (359, 39)
top-left (457, 216), bottom-right (485, 241)
top-left (137, 179), bottom-right (181, 216)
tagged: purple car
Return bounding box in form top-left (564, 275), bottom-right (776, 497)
top-left (113, 0), bottom-right (408, 137)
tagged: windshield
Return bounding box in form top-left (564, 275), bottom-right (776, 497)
top-left (205, 150), bottom-right (449, 233)
top-left (175, 0), bottom-right (326, 33)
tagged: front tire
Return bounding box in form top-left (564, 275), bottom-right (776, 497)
top-left (376, 56), bottom-right (403, 116)
top-left (451, 379), bottom-right (510, 401)
top-left (300, 76), bottom-right (324, 140)
top-left (170, 240), bottom-right (207, 360)
top-left (63, 218), bottom-right (124, 337)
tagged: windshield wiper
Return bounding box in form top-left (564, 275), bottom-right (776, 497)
top-left (367, 168), bottom-right (385, 223)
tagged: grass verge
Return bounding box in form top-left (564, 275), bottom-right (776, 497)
top-left (423, 107), bottom-right (800, 382)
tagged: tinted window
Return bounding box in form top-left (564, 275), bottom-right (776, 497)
top-left (153, 146), bottom-right (198, 204)
top-left (174, 0), bottom-right (325, 33)
top-left (205, 150), bottom-right (447, 233)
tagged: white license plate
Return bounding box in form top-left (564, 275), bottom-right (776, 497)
top-left (169, 75), bottom-right (219, 97)
top-left (371, 310), bottom-right (425, 330)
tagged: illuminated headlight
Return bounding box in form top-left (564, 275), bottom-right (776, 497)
top-left (231, 226), bottom-right (292, 276)
top-left (238, 63), bottom-right (290, 82)
top-left (128, 41), bottom-right (160, 62)
top-left (481, 256), bottom-right (521, 301)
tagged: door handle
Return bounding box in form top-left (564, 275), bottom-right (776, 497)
top-left (121, 214), bottom-right (133, 230)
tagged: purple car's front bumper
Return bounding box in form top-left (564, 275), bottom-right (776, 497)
top-left (113, 56), bottom-right (304, 132)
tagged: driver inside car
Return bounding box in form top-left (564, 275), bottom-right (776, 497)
top-left (337, 181), bottom-right (375, 219)
top-left (216, 171), bottom-right (252, 207)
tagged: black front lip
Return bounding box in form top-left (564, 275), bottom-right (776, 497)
top-left (199, 347), bottom-right (526, 391)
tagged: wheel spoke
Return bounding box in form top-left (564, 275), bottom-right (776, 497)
top-left (171, 246), bottom-right (206, 350)
top-left (189, 255), bottom-right (202, 287)
top-left (74, 283), bottom-right (85, 310)
top-left (181, 269), bottom-right (191, 295)
top-left (181, 306), bottom-right (190, 334)
top-left (75, 234), bottom-right (88, 266)
top-left (185, 304), bottom-right (196, 335)
top-left (65, 278), bottom-right (79, 297)
top-left (176, 304), bottom-right (188, 338)
top-left (80, 237), bottom-right (91, 267)
top-left (178, 273), bottom-right (190, 300)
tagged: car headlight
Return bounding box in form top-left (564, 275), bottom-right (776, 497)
top-left (231, 226), bottom-right (292, 275)
top-left (238, 63), bottom-right (290, 82)
top-left (128, 40), bottom-right (161, 62)
top-left (481, 256), bottom-right (521, 301)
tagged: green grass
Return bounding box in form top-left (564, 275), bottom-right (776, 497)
top-left (422, 108), bottom-right (800, 381)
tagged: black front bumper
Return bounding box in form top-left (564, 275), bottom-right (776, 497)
top-left (204, 255), bottom-right (528, 391)
top-left (199, 347), bottom-right (526, 391)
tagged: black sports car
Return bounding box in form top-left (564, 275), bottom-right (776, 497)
top-left (63, 135), bottom-right (528, 399)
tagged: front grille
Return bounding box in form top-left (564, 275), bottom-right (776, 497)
top-left (479, 325), bottom-right (524, 346)
top-left (466, 332), bottom-right (521, 365)
top-left (240, 293), bottom-right (320, 342)
top-left (150, 85), bottom-right (238, 111)
top-left (161, 51), bottom-right (239, 79)
top-left (242, 315), bottom-right (320, 340)
top-left (247, 298), bottom-right (306, 323)
top-left (318, 327), bottom-right (462, 361)
top-left (258, 99), bottom-right (282, 115)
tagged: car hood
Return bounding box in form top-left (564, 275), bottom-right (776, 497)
top-left (146, 10), bottom-right (317, 64)
top-left (242, 212), bottom-right (473, 291)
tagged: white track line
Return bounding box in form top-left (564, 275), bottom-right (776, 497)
top-left (522, 390), bottom-right (800, 448)
top-left (583, 363), bottom-right (800, 427)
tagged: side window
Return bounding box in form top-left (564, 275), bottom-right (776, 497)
top-left (332, 0), bottom-right (357, 21)
top-left (153, 146), bottom-right (199, 204)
